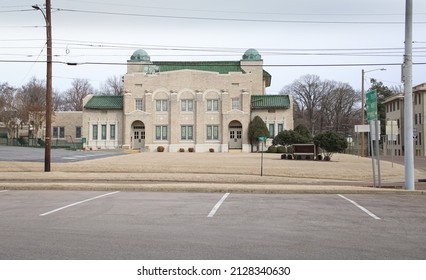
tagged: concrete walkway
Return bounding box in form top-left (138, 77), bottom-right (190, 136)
top-left (1, 150), bottom-right (425, 194)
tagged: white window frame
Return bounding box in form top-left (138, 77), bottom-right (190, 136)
top-left (269, 123), bottom-right (275, 138)
top-left (207, 125), bottom-right (219, 140)
top-left (207, 99), bottom-right (219, 112)
top-left (156, 100), bottom-right (168, 112)
top-left (231, 98), bottom-right (240, 110)
top-left (155, 125), bottom-right (168, 140)
top-left (110, 124), bottom-right (116, 140)
top-left (181, 125), bottom-right (194, 140)
top-left (135, 98), bottom-right (144, 111)
top-left (181, 99), bottom-right (194, 112)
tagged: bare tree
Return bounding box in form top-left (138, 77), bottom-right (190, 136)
top-left (100, 75), bottom-right (124, 96)
top-left (0, 82), bottom-right (18, 139)
top-left (280, 75), bottom-right (360, 136)
top-left (280, 74), bottom-right (330, 134)
top-left (15, 77), bottom-right (46, 138)
top-left (63, 78), bottom-right (94, 111)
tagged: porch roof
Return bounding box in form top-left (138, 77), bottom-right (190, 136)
top-left (251, 95), bottom-right (290, 109)
top-left (84, 96), bottom-right (123, 110)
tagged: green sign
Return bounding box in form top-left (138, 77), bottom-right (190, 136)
top-left (366, 89), bottom-right (378, 121)
top-left (258, 136), bottom-right (267, 141)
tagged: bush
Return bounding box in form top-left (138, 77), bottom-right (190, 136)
top-left (313, 131), bottom-right (347, 160)
top-left (281, 154), bottom-right (287, 159)
top-left (18, 136), bottom-right (27, 146)
top-left (157, 146), bottom-right (165, 152)
top-left (276, 146), bottom-right (286, 153)
top-left (188, 147), bottom-right (194, 152)
top-left (209, 148), bottom-right (214, 153)
top-left (287, 154), bottom-right (293, 160)
top-left (179, 148), bottom-right (185, 152)
top-left (267, 146), bottom-right (278, 153)
top-left (324, 155), bottom-right (331, 161)
top-left (316, 154), bottom-right (323, 161)
top-left (37, 138), bottom-right (45, 147)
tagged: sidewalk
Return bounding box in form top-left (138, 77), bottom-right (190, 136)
top-left (1, 152), bottom-right (425, 194)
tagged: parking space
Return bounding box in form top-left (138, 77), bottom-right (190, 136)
top-left (0, 190), bottom-right (425, 259)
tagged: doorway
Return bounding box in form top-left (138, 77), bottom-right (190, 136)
top-left (229, 121), bottom-right (242, 149)
top-left (132, 121), bottom-right (145, 149)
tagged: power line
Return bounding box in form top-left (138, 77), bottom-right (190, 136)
top-left (56, 8), bottom-right (426, 25)
top-left (2, 59), bottom-right (426, 67)
top-left (57, 0), bottom-right (426, 17)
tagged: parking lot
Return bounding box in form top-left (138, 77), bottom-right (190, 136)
top-left (0, 146), bottom-right (124, 163)
top-left (1, 189), bottom-right (425, 260)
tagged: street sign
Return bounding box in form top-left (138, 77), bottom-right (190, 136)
top-left (366, 89), bottom-right (378, 121)
top-left (258, 136), bottom-right (267, 141)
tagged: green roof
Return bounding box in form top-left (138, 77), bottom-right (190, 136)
top-left (251, 95), bottom-right (290, 109)
top-left (153, 61), bottom-right (245, 74)
top-left (84, 96), bottom-right (123, 110)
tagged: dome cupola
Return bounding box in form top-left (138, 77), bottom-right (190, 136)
top-left (130, 49), bottom-right (151, 62)
top-left (242, 48), bottom-right (261, 61)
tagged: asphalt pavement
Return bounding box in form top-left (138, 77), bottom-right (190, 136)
top-left (0, 146), bottom-right (124, 163)
top-left (0, 190), bottom-right (425, 259)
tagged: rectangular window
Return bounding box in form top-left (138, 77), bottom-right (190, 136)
top-left (207, 99), bottom-right (219, 112)
top-left (278, 123), bottom-right (284, 133)
top-left (207, 125), bottom-right (219, 140)
top-left (53, 127), bottom-right (58, 138)
top-left (110, 124), bottom-right (116, 140)
top-left (420, 113), bottom-right (422, 124)
top-left (155, 125), bottom-right (168, 140)
top-left (135, 99), bottom-right (144, 111)
top-left (181, 125), bottom-right (194, 140)
top-left (76, 126), bottom-right (82, 139)
top-left (415, 114), bottom-right (418, 125)
top-left (397, 101), bottom-right (399, 110)
top-left (156, 100), bottom-right (168, 112)
top-left (393, 102), bottom-right (396, 111)
top-left (59, 127), bottom-right (65, 139)
top-left (92, 124), bottom-right (98, 140)
top-left (101, 125), bottom-right (107, 140)
top-left (181, 100), bottom-right (194, 112)
top-left (232, 98), bottom-right (240, 110)
top-left (269, 124), bottom-right (275, 137)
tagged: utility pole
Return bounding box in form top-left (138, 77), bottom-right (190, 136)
top-left (361, 69), bottom-right (365, 157)
top-left (404, 0), bottom-right (415, 190)
top-left (33, 0), bottom-right (52, 172)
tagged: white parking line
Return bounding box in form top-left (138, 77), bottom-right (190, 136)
top-left (208, 193), bottom-right (230, 218)
top-left (338, 194), bottom-right (381, 220)
top-left (40, 191), bottom-right (120, 216)
top-left (62, 157), bottom-right (78, 160)
top-left (0, 190), bottom-right (8, 193)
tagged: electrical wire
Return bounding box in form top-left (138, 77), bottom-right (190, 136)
top-left (56, 8), bottom-right (426, 25)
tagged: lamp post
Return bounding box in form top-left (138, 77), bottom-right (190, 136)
top-left (33, 1), bottom-right (52, 172)
top-left (361, 68), bottom-right (385, 157)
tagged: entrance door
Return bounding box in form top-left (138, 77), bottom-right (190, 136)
top-left (132, 122), bottom-right (145, 149)
top-left (229, 121), bottom-right (242, 149)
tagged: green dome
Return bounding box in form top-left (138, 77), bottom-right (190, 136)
top-left (242, 48), bottom-right (261, 61)
top-left (130, 49), bottom-right (151, 62)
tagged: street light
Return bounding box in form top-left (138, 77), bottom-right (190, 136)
top-left (33, 1), bottom-right (52, 172)
top-left (361, 68), bottom-right (386, 157)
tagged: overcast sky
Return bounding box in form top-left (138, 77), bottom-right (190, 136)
top-left (1, 0), bottom-right (426, 93)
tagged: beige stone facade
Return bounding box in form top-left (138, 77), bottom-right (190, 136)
top-left (75, 49), bottom-right (294, 152)
top-left (51, 111), bottom-right (83, 143)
